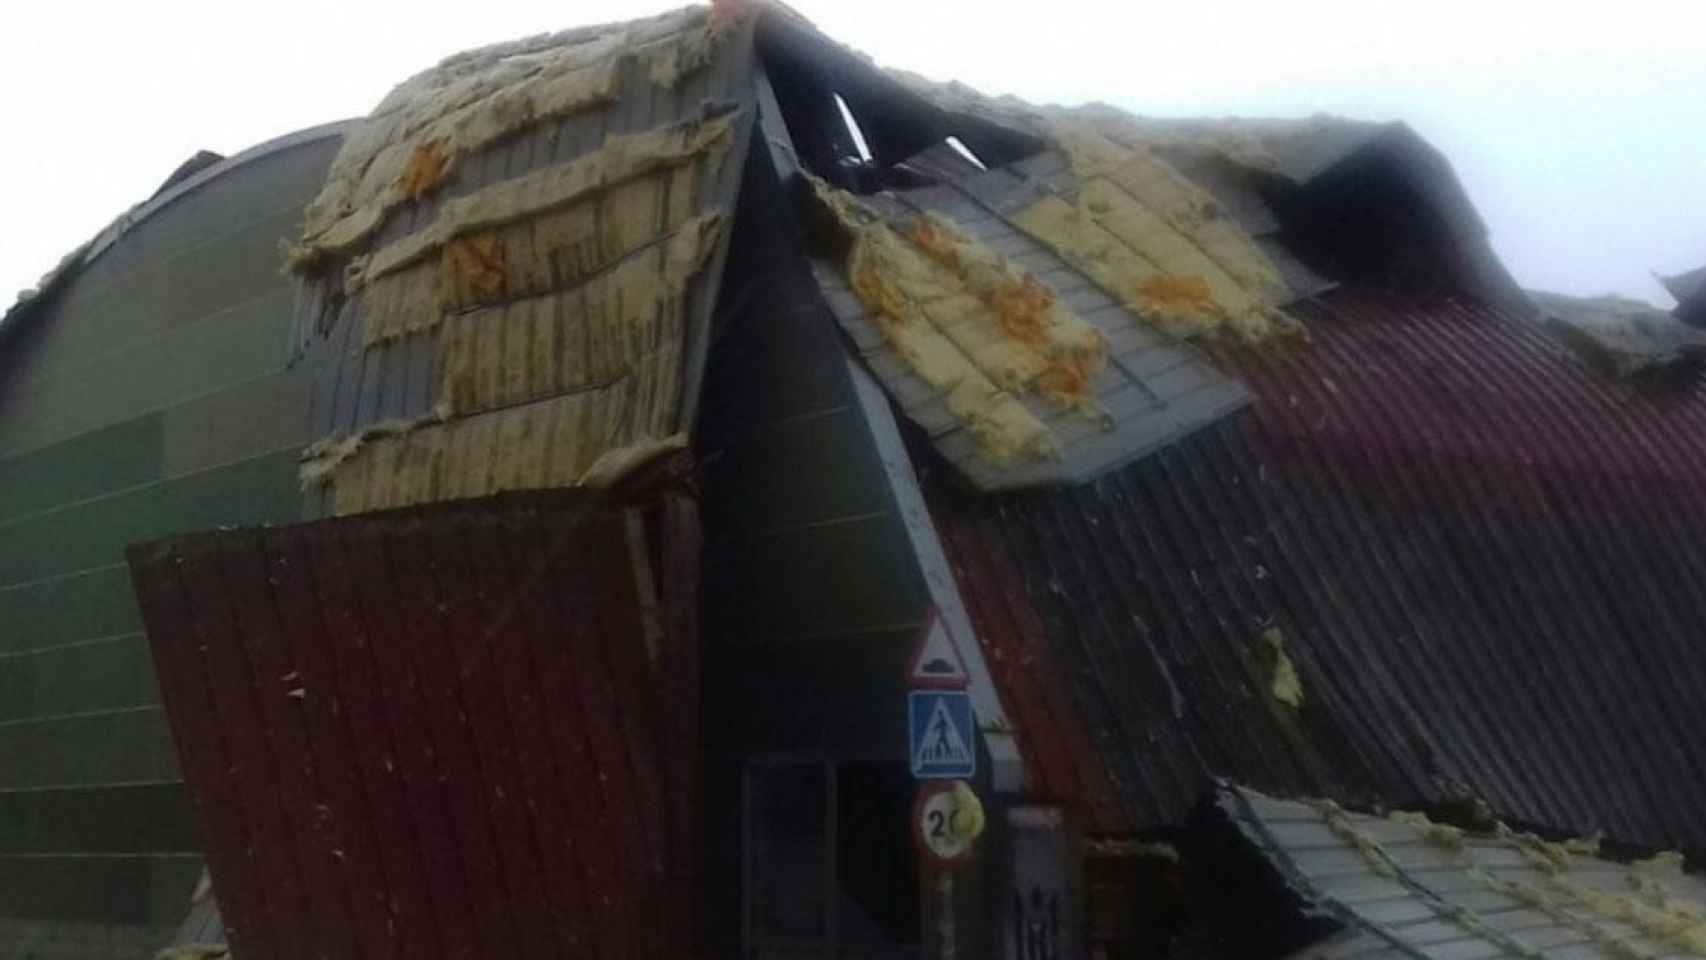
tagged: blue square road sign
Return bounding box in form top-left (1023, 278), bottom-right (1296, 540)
top-left (908, 690), bottom-right (976, 779)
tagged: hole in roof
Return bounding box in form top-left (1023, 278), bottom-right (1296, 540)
top-left (945, 136), bottom-right (987, 171)
top-left (834, 93), bottom-right (874, 163)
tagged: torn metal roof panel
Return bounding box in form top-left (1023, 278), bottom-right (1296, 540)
top-left (809, 173), bottom-right (1253, 490)
top-left (1530, 289), bottom-right (1706, 378)
top-left (1216, 785), bottom-right (1706, 960)
top-left (292, 9), bottom-right (758, 516)
top-left (1661, 264), bottom-right (1706, 305)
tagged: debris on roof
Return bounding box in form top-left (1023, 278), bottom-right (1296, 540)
top-left (291, 4), bottom-right (755, 515)
top-left (1530, 289), bottom-right (1706, 378)
top-left (1262, 626), bottom-right (1304, 710)
top-left (1660, 263), bottom-right (1706, 328)
top-left (1219, 785), bottom-right (1706, 960)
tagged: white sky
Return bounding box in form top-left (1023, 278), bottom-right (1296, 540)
top-left (3, 0), bottom-right (1701, 306)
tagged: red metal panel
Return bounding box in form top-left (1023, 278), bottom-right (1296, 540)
top-left (127, 491), bottom-right (701, 960)
top-left (174, 539), bottom-right (316, 960)
top-left (930, 283), bottom-right (1706, 849)
top-left (130, 548), bottom-right (280, 960)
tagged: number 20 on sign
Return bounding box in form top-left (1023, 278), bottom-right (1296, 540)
top-left (913, 780), bottom-right (984, 866)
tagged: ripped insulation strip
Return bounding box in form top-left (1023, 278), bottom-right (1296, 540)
top-left (816, 179), bottom-right (1123, 466)
top-left (289, 8), bottom-right (736, 270)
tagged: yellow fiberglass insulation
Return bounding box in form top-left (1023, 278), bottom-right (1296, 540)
top-left (906, 213), bottom-right (1111, 417)
top-left (847, 224), bottom-right (1057, 465)
top-left (289, 6), bottom-right (737, 271)
top-left (879, 78), bottom-right (1297, 341)
top-left (811, 177), bottom-right (1185, 464)
top-left (1013, 168), bottom-right (1297, 342)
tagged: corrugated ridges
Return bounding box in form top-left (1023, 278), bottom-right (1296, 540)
top-left (125, 492), bottom-right (700, 960)
top-left (931, 283), bottom-right (1706, 847)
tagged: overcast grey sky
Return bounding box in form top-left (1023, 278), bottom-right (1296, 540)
top-left (3, 1), bottom-right (1700, 307)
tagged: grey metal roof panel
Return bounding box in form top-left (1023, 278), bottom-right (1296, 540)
top-left (1219, 786), bottom-right (1706, 960)
top-left (811, 171), bottom-right (1253, 491)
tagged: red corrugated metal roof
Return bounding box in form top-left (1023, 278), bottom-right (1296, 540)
top-left (126, 491), bottom-right (700, 960)
top-left (930, 283), bottom-right (1706, 844)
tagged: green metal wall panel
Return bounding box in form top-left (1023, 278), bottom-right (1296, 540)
top-left (0, 706), bottom-right (176, 790)
top-left (0, 634), bottom-right (157, 723)
top-left (0, 448), bottom-right (300, 587)
top-left (0, 126), bottom-right (342, 948)
top-left (0, 568), bottom-right (141, 657)
top-left (0, 288), bottom-right (297, 457)
top-left (0, 855), bottom-right (199, 923)
top-left (0, 415), bottom-right (163, 524)
top-left (0, 783), bottom-right (197, 855)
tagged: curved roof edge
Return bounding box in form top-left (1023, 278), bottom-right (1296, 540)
top-left (2, 118), bottom-right (357, 336)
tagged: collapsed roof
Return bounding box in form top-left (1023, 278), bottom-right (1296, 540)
top-left (1531, 289), bottom-right (1706, 378)
top-left (1660, 264), bottom-right (1706, 328)
top-left (278, 0), bottom-right (1572, 504)
top-left (1214, 785), bottom-right (1706, 960)
top-left (287, 5), bottom-right (755, 515)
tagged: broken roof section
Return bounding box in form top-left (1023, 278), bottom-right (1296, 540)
top-left (889, 73), bottom-right (1528, 313)
top-left (1218, 785), bottom-right (1706, 960)
top-left (758, 14), bottom-right (1309, 488)
top-left (1660, 263), bottom-right (1706, 328)
top-left (289, 5), bottom-right (757, 516)
top-left (807, 168), bottom-right (1252, 489)
top-left (1531, 290), bottom-right (1706, 378)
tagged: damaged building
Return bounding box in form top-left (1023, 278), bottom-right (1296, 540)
top-left (7, 3), bottom-right (1706, 958)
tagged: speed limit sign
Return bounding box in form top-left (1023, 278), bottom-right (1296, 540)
top-left (912, 780), bottom-right (983, 866)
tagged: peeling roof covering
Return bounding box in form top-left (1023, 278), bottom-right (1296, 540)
top-left (1217, 785), bottom-right (1706, 960)
top-left (1531, 290), bottom-right (1706, 377)
top-left (290, 4), bottom-right (756, 516)
top-left (1661, 265), bottom-right (1706, 329)
top-left (810, 156), bottom-right (1252, 489)
top-left (1660, 265), bottom-right (1706, 307)
top-left (929, 283), bottom-right (1706, 845)
top-left (880, 72), bottom-right (1533, 315)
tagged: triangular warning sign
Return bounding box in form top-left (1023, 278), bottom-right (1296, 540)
top-left (915, 699), bottom-right (973, 769)
top-left (908, 612), bottom-right (969, 689)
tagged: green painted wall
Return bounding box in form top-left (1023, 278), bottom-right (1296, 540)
top-left (0, 130), bottom-right (340, 959)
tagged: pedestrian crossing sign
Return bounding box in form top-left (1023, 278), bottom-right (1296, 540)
top-left (908, 690), bottom-right (976, 779)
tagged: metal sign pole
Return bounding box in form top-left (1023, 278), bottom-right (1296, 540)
top-left (937, 869), bottom-right (956, 960)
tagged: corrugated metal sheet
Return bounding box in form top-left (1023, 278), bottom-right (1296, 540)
top-left (295, 19), bottom-right (758, 516)
top-left (125, 491), bottom-right (700, 960)
top-left (930, 283), bottom-right (1706, 847)
top-left (814, 152), bottom-right (1252, 491)
top-left (1216, 785), bottom-right (1706, 960)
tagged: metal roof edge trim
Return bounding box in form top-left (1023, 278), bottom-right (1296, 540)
top-left (85, 119), bottom-right (356, 267)
top-left (844, 360), bottom-right (1023, 789)
top-left (2, 119), bottom-right (356, 335)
